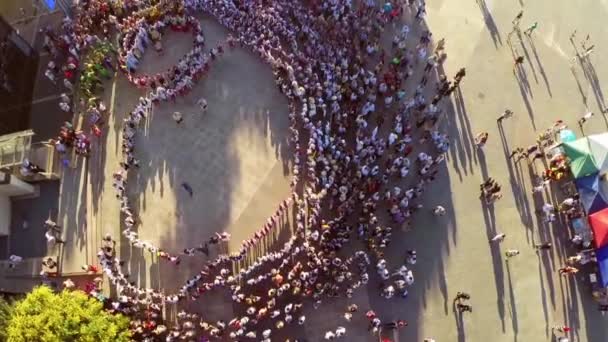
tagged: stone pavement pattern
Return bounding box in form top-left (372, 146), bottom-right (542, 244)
top-left (20, 1), bottom-right (608, 342)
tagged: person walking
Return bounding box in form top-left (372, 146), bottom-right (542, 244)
top-left (524, 22), bottom-right (539, 36)
top-left (454, 291), bottom-right (471, 301)
top-left (454, 68), bottom-right (466, 85)
top-left (456, 303), bottom-right (472, 313)
top-left (578, 111), bottom-right (594, 125)
top-left (559, 266), bottom-right (579, 275)
top-left (181, 182), bottom-right (193, 197)
top-left (508, 147), bottom-right (524, 159)
top-left (505, 249), bottom-right (520, 258)
top-left (497, 109), bottom-right (513, 123)
top-left (433, 205), bottom-right (446, 216)
top-left (514, 56), bottom-right (525, 66)
top-left (489, 233), bottom-right (506, 243)
top-left (534, 242), bottom-right (553, 250)
top-left (474, 132), bottom-right (489, 147)
top-left (552, 325), bottom-right (572, 334)
top-left (512, 11), bottom-right (523, 27)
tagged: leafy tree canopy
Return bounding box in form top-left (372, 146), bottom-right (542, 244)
top-left (7, 286), bottom-right (131, 342)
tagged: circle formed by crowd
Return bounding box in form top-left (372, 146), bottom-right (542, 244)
top-left (39, 0), bottom-right (462, 341)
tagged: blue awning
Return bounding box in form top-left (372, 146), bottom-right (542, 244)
top-left (596, 245), bottom-right (608, 287)
top-left (44, 0), bottom-right (56, 10)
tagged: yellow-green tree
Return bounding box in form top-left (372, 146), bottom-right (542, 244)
top-left (7, 286), bottom-right (131, 342)
top-left (0, 296), bottom-right (14, 341)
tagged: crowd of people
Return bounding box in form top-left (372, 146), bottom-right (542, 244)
top-left (34, 0), bottom-right (471, 340)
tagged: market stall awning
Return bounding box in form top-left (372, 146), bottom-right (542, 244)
top-left (596, 245), bottom-right (608, 287)
top-left (563, 137), bottom-right (599, 179)
top-left (575, 174), bottom-right (608, 214)
top-left (589, 207), bottom-right (608, 248)
top-left (560, 129), bottom-right (577, 143)
top-left (589, 133), bottom-right (608, 172)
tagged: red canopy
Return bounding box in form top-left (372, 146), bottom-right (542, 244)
top-left (589, 207), bottom-right (608, 248)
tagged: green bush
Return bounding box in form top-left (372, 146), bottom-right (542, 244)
top-left (7, 286), bottom-right (131, 342)
top-left (0, 295), bottom-right (14, 341)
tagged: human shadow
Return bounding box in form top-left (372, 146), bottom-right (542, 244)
top-left (442, 73), bottom-right (476, 181)
top-left (570, 36), bottom-right (606, 113)
top-left (525, 35), bottom-right (553, 97)
top-left (508, 34), bottom-right (536, 129)
top-left (497, 123), bottom-right (534, 241)
top-left (505, 259), bottom-right (519, 342)
top-left (475, 0), bottom-right (503, 48)
top-left (579, 55), bottom-right (606, 113)
top-left (452, 303), bottom-right (467, 342)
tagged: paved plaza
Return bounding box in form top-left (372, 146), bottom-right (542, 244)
top-left (5, 0), bottom-right (608, 341)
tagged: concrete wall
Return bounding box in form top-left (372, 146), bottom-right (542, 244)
top-left (0, 172), bottom-right (35, 236)
top-left (0, 194), bottom-right (9, 236)
top-left (0, 172), bottom-right (35, 197)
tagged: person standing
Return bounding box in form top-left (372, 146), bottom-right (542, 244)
top-left (172, 111), bottom-right (184, 124)
top-left (45, 229), bottom-right (65, 245)
top-left (60, 93), bottom-right (70, 103)
top-left (433, 205), bottom-right (446, 216)
top-left (45, 69), bottom-right (57, 83)
top-left (59, 102), bottom-right (71, 112)
top-left (8, 254), bottom-right (23, 268)
top-left (45, 219), bottom-right (61, 231)
top-left (63, 78), bottom-right (74, 91)
top-left (197, 97), bottom-right (208, 114)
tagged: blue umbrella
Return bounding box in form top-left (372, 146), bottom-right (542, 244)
top-left (575, 173), bottom-right (608, 214)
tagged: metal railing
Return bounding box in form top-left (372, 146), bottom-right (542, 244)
top-left (0, 129), bottom-right (33, 170)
